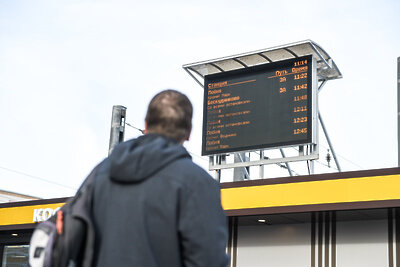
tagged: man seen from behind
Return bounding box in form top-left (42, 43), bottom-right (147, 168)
top-left (92, 89), bottom-right (229, 267)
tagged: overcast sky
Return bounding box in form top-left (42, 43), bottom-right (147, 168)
top-left (1, 0), bottom-right (399, 199)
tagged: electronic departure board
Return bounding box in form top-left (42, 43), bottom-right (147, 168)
top-left (202, 55), bottom-right (315, 156)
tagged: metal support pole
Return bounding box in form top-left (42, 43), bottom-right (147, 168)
top-left (216, 156), bottom-right (221, 182)
top-left (318, 80), bottom-right (327, 92)
top-left (319, 112), bottom-right (341, 171)
top-left (398, 57), bottom-right (400, 166)
top-left (279, 149), bottom-right (293, 176)
top-left (234, 153), bottom-right (250, 180)
top-left (108, 105), bottom-right (127, 156)
top-left (299, 146), bottom-right (304, 156)
top-left (184, 68), bottom-right (204, 89)
top-left (259, 150), bottom-right (264, 179)
top-left (309, 43), bottom-right (332, 70)
top-left (309, 145), bottom-right (315, 174)
top-left (209, 156), bottom-right (214, 169)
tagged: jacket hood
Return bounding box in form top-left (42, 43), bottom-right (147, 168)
top-left (109, 134), bottom-right (191, 183)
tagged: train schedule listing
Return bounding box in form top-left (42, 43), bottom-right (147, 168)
top-left (202, 55), bottom-right (314, 155)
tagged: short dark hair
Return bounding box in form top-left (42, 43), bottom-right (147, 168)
top-left (145, 90), bottom-right (193, 142)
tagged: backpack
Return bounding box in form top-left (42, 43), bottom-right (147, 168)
top-left (29, 166), bottom-right (98, 267)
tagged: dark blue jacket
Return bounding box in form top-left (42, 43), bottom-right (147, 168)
top-left (92, 134), bottom-right (229, 267)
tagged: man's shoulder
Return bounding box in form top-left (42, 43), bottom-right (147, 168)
top-left (171, 157), bottom-right (210, 176)
top-left (167, 158), bottom-right (218, 188)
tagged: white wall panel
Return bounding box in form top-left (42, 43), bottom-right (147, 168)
top-left (336, 219), bottom-right (388, 267)
top-left (236, 223), bottom-right (311, 267)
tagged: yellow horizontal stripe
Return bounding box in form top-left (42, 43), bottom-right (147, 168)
top-left (0, 203), bottom-right (65, 226)
top-left (2, 174), bottom-right (400, 226)
top-left (221, 175), bottom-right (400, 210)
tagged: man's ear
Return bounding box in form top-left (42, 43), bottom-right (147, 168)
top-left (144, 121), bottom-right (148, 134)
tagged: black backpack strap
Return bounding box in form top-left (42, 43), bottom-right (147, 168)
top-left (54, 163), bottom-right (101, 267)
top-left (73, 165), bottom-right (98, 267)
top-left (72, 164), bottom-right (100, 267)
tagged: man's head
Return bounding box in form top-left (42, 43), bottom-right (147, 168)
top-left (145, 89), bottom-right (193, 143)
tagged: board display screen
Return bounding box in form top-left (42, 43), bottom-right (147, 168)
top-left (202, 55), bottom-right (314, 155)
